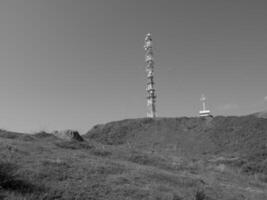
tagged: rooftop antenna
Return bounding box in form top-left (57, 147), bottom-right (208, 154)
top-left (199, 94), bottom-right (211, 117)
top-left (144, 33), bottom-right (157, 118)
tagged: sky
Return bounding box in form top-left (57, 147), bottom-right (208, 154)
top-left (0, 0), bottom-right (266, 133)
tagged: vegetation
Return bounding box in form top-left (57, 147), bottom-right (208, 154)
top-left (0, 115), bottom-right (267, 199)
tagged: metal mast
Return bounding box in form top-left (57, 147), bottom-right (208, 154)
top-left (199, 94), bottom-right (211, 117)
top-left (144, 33), bottom-right (156, 118)
top-left (201, 94), bottom-right (206, 111)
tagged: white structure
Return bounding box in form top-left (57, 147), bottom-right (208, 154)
top-left (199, 94), bottom-right (211, 117)
top-left (144, 33), bottom-right (156, 118)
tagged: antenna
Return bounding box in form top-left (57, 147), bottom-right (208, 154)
top-left (144, 33), bottom-right (156, 118)
top-left (199, 94), bottom-right (211, 117)
top-left (200, 94), bottom-right (206, 111)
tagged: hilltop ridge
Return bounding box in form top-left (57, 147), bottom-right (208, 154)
top-left (86, 115), bottom-right (267, 156)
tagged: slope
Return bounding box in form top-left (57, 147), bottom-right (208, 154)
top-left (86, 116), bottom-right (267, 156)
top-left (0, 115), bottom-right (267, 200)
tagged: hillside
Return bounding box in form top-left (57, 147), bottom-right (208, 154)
top-left (0, 115), bottom-right (267, 199)
top-left (86, 116), bottom-right (267, 157)
top-left (252, 111), bottom-right (267, 119)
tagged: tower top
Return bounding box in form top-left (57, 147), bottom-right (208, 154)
top-left (144, 33), bottom-right (153, 50)
top-left (200, 94), bottom-right (206, 102)
top-left (145, 33), bottom-right (152, 39)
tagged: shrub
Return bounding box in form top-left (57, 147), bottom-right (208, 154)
top-left (91, 149), bottom-right (112, 157)
top-left (173, 194), bottom-right (183, 200)
top-left (0, 161), bottom-right (43, 194)
top-left (55, 141), bottom-right (94, 150)
top-left (0, 161), bottom-right (17, 187)
top-left (34, 131), bottom-right (53, 138)
top-left (0, 131), bottom-right (19, 139)
top-left (195, 190), bottom-right (206, 200)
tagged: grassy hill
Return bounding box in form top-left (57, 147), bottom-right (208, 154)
top-left (86, 116), bottom-right (267, 158)
top-left (1, 115), bottom-right (267, 199)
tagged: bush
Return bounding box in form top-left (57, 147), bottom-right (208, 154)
top-left (55, 141), bottom-right (94, 150)
top-left (0, 162), bottom-right (17, 187)
top-left (0, 161), bottom-right (43, 194)
top-left (91, 149), bottom-right (112, 157)
top-left (34, 131), bottom-right (53, 138)
top-left (195, 190), bottom-right (206, 200)
top-left (0, 131), bottom-right (19, 139)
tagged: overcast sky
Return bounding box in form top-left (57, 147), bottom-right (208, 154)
top-left (0, 0), bottom-right (266, 133)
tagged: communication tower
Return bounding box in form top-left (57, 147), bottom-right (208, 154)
top-left (144, 33), bottom-right (156, 118)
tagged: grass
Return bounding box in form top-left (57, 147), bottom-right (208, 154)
top-left (1, 116), bottom-right (267, 199)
